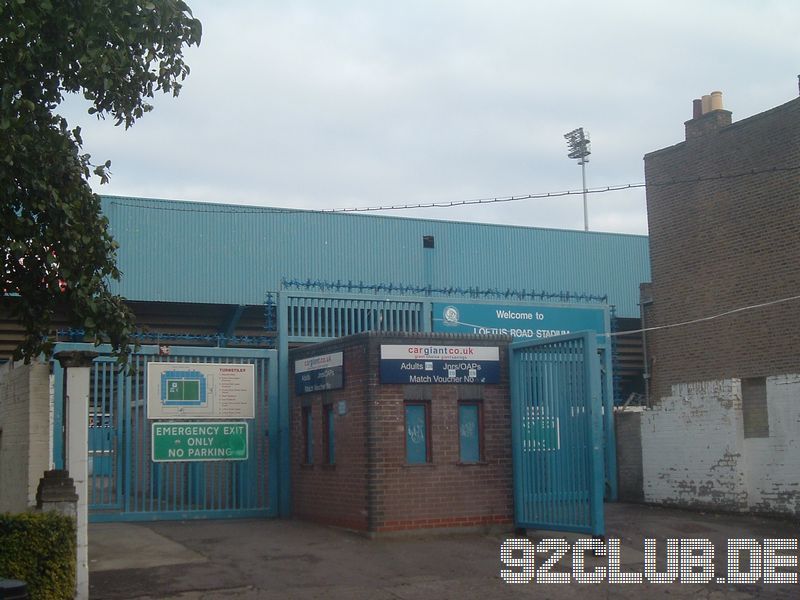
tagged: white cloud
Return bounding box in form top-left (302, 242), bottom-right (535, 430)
top-left (59, 0), bottom-right (800, 235)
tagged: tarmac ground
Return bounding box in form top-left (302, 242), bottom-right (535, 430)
top-left (89, 502), bottom-right (800, 599)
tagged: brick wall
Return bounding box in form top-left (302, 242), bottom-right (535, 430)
top-left (641, 96), bottom-right (800, 517)
top-left (643, 97), bottom-right (800, 399)
top-left (291, 340), bottom-right (370, 530)
top-left (290, 333), bottom-right (513, 533)
top-left (0, 361), bottom-right (52, 512)
top-left (365, 335), bottom-right (512, 532)
top-left (642, 380), bottom-right (747, 511)
top-left (744, 374), bottom-right (800, 514)
top-left (614, 411), bottom-right (643, 502)
top-left (641, 375), bottom-right (800, 517)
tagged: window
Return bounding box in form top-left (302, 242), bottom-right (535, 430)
top-left (742, 377), bottom-right (769, 439)
top-left (459, 403), bottom-right (482, 462)
top-left (322, 403), bottom-right (335, 464)
top-left (404, 403), bottom-right (430, 464)
top-left (404, 386), bottom-right (432, 464)
top-left (302, 406), bottom-right (313, 464)
top-left (458, 386), bottom-right (483, 463)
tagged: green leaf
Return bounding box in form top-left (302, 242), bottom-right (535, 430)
top-left (1, 0), bottom-right (201, 367)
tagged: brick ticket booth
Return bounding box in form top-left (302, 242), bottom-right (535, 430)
top-left (290, 332), bottom-right (513, 534)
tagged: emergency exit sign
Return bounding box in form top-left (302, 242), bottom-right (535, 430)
top-left (151, 422), bottom-right (248, 462)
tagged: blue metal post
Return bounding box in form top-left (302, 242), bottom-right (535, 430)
top-left (53, 361), bottom-right (65, 469)
top-left (124, 357), bottom-right (133, 513)
top-left (277, 292), bottom-right (292, 516)
top-left (267, 349), bottom-right (280, 516)
top-left (585, 332), bottom-right (606, 536)
top-left (421, 300), bottom-right (432, 333)
top-left (601, 309), bottom-right (618, 501)
top-left (509, 345), bottom-right (523, 528)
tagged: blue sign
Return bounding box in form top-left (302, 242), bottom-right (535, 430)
top-left (295, 352), bottom-right (344, 395)
top-left (432, 302), bottom-right (607, 340)
top-left (380, 344), bottom-right (501, 384)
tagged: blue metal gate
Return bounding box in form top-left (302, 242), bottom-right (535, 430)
top-left (510, 331), bottom-right (605, 536)
top-left (53, 343), bottom-right (278, 522)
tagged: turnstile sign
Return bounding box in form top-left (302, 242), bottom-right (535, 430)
top-left (147, 363), bottom-right (255, 420)
top-left (151, 422), bottom-right (249, 462)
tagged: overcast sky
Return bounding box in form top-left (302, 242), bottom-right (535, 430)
top-left (61, 0), bottom-right (799, 235)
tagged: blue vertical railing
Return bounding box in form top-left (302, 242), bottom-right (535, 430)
top-left (510, 331), bottom-right (605, 536)
top-left (52, 343), bottom-right (279, 522)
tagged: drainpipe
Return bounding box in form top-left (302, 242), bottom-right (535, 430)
top-left (639, 298), bottom-right (653, 408)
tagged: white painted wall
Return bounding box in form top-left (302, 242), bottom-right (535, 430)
top-left (743, 374), bottom-right (800, 515)
top-left (641, 375), bottom-right (800, 517)
top-left (0, 360), bottom-right (51, 512)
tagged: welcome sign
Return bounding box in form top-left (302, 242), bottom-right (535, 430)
top-left (432, 302), bottom-right (607, 340)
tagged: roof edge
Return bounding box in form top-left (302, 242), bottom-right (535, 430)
top-left (100, 194), bottom-right (649, 240)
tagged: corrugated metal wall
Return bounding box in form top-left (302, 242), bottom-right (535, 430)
top-left (102, 196), bottom-right (650, 317)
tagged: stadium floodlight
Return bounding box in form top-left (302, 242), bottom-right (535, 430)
top-left (564, 127), bottom-right (591, 231)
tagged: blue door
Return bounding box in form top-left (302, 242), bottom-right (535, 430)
top-left (510, 331), bottom-right (605, 536)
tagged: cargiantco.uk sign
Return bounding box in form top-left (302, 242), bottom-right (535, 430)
top-left (379, 344), bottom-right (501, 384)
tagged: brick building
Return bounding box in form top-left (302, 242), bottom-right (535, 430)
top-left (639, 92), bottom-right (800, 516)
top-left (290, 332), bottom-right (513, 533)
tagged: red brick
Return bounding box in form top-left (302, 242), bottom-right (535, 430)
top-left (291, 333), bottom-right (513, 533)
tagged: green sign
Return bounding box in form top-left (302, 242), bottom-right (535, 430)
top-left (151, 422), bottom-right (248, 462)
top-left (166, 379), bottom-right (201, 403)
top-left (524, 417), bottom-right (561, 451)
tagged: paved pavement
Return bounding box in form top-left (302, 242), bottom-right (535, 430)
top-left (89, 503), bottom-right (800, 599)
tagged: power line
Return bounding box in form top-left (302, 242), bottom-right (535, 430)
top-left (609, 293), bottom-right (800, 338)
top-left (325, 165), bottom-right (798, 213)
top-left (106, 164), bottom-right (799, 216)
top-left (326, 182), bottom-right (635, 213)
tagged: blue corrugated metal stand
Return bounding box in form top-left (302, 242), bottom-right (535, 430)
top-left (101, 195), bottom-right (649, 318)
top-left (510, 332), bottom-right (605, 536)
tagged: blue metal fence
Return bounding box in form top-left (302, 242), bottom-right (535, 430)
top-left (53, 343), bottom-right (279, 522)
top-left (276, 290), bottom-right (617, 501)
top-left (510, 332), bottom-right (605, 536)
top-left (52, 288), bottom-right (617, 524)
top-left (286, 295), bottom-right (425, 341)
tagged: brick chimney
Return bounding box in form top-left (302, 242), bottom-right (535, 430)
top-left (685, 90), bottom-right (732, 140)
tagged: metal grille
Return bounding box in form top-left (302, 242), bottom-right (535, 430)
top-left (287, 296), bottom-right (423, 340)
top-left (88, 359), bottom-right (123, 510)
top-left (510, 332), bottom-right (604, 535)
